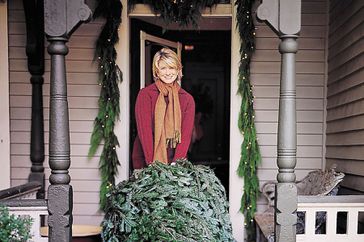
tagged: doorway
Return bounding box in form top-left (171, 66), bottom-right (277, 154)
top-left (129, 18), bottom-right (231, 194)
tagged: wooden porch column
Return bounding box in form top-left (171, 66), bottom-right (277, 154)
top-left (44, 1), bottom-right (92, 241)
top-left (257, 1), bottom-right (301, 241)
top-left (23, 0), bottom-right (45, 199)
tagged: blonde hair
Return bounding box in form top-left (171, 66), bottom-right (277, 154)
top-left (152, 48), bottom-right (183, 82)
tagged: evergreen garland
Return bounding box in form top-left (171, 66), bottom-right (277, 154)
top-left (89, 0), bottom-right (123, 210)
top-left (128, 0), bottom-right (221, 26)
top-left (235, 0), bottom-right (261, 238)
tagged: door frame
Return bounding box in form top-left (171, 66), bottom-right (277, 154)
top-left (0, 1), bottom-right (10, 189)
top-left (116, 1), bottom-right (244, 240)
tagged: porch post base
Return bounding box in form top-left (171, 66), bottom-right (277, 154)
top-left (48, 185), bottom-right (73, 242)
top-left (275, 183), bottom-right (297, 242)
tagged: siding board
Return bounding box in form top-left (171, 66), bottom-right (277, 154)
top-left (328, 54), bottom-right (364, 84)
top-left (253, 86), bottom-right (323, 99)
top-left (255, 25), bottom-right (326, 38)
top-left (256, 122), bottom-right (323, 135)
top-left (326, 114), bottom-right (364, 134)
top-left (326, 159), bottom-right (364, 176)
top-left (326, 146), bottom-right (364, 160)
top-left (251, 73), bottom-right (325, 87)
top-left (326, 130), bottom-right (364, 146)
top-left (11, 155), bottom-right (100, 169)
top-left (327, 83), bottom-right (364, 108)
top-left (253, 50), bottom-right (325, 62)
top-left (256, 38), bottom-right (325, 50)
top-left (341, 174), bottom-right (364, 192)
top-left (10, 72), bottom-right (99, 85)
top-left (328, 7), bottom-right (364, 51)
top-left (328, 21), bottom-right (364, 60)
top-left (327, 68), bottom-right (364, 95)
top-left (257, 134), bottom-right (323, 146)
top-left (326, 0), bottom-right (364, 195)
top-left (327, 98), bottom-right (364, 121)
top-left (329, 1), bottom-right (364, 37)
top-left (328, 38), bottom-right (364, 72)
top-left (254, 99), bottom-right (323, 111)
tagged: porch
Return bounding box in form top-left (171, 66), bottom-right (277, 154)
top-left (1, 0), bottom-right (364, 241)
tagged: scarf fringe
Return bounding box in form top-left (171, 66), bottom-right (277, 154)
top-left (166, 131), bottom-right (181, 148)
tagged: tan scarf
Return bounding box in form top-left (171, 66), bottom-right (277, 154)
top-left (153, 80), bottom-right (182, 164)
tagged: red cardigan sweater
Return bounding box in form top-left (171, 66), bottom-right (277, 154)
top-left (132, 83), bottom-right (195, 169)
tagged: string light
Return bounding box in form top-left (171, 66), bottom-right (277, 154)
top-left (89, 0), bottom-right (122, 211)
top-left (236, 0), bottom-right (260, 238)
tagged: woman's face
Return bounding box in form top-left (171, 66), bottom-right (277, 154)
top-left (157, 61), bottom-right (178, 84)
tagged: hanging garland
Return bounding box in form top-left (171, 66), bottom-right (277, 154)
top-left (128, 0), bottom-right (221, 26)
top-left (235, 0), bottom-right (261, 239)
top-left (88, 0), bottom-right (123, 210)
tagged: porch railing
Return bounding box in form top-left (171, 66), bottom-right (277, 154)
top-left (297, 195), bottom-right (364, 242)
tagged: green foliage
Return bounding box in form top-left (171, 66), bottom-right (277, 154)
top-left (0, 206), bottom-right (33, 242)
top-left (128, 0), bottom-right (221, 26)
top-left (89, 0), bottom-right (123, 211)
top-left (235, 0), bottom-right (261, 239)
top-left (102, 160), bottom-right (234, 242)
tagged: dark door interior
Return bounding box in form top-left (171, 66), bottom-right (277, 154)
top-left (130, 18), bottom-right (231, 194)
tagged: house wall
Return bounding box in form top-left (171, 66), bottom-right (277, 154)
top-left (8, 0), bottom-right (328, 226)
top-left (8, 0), bottom-right (105, 224)
top-left (326, 0), bottom-right (364, 193)
top-left (254, 0), bottom-right (328, 210)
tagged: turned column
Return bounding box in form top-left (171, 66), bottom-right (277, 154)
top-left (257, 1), bottom-right (301, 241)
top-left (23, 0), bottom-right (45, 199)
top-left (44, 1), bottom-right (92, 241)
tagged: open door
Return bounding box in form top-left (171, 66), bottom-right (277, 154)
top-left (129, 19), bottom-right (231, 196)
top-left (140, 31), bottom-right (182, 88)
top-left (129, 19), bottom-right (183, 174)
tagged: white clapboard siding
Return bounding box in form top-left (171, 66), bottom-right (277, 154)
top-left (8, 0), bottom-right (104, 226)
top-left (254, 0), bottom-right (327, 208)
top-left (326, 0), bottom-right (364, 193)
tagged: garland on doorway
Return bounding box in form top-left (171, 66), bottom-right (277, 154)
top-left (236, 0), bottom-right (261, 238)
top-left (128, 0), bottom-right (222, 26)
top-left (89, 1), bottom-right (261, 230)
top-left (89, 0), bottom-right (123, 210)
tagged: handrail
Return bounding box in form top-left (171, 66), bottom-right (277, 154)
top-left (0, 182), bottom-right (42, 200)
top-left (298, 195), bottom-right (364, 204)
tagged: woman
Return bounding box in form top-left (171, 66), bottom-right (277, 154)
top-left (132, 48), bottom-right (195, 169)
